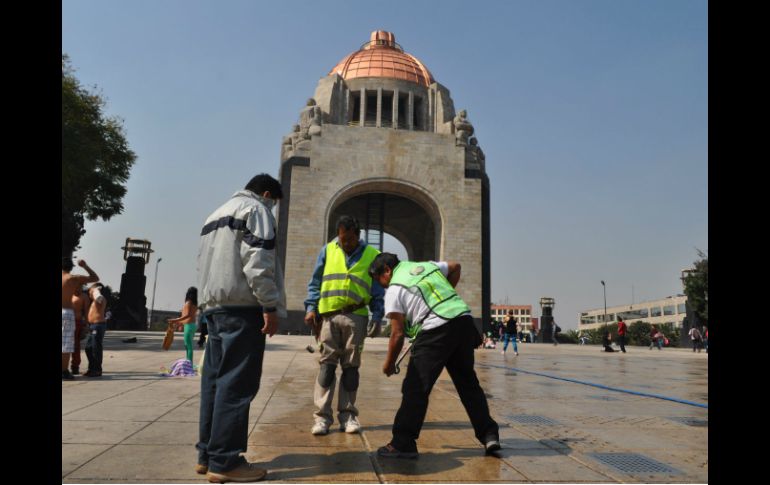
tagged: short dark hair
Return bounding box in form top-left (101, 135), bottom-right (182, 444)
top-left (369, 252), bottom-right (401, 278)
top-left (185, 286), bottom-right (198, 306)
top-left (336, 215), bottom-right (361, 236)
top-left (245, 173), bottom-right (283, 199)
top-left (62, 257), bottom-right (74, 272)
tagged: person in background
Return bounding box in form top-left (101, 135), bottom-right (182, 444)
top-left (62, 258), bottom-right (99, 380)
top-left (617, 317), bottom-right (627, 353)
top-left (85, 283), bottom-right (112, 377)
top-left (70, 286), bottom-right (91, 375)
top-left (167, 287), bottom-right (199, 363)
top-left (551, 321), bottom-right (561, 346)
top-left (688, 326), bottom-right (703, 353)
top-left (602, 330), bottom-right (615, 352)
top-left (501, 310), bottom-right (519, 356)
top-left (649, 326), bottom-right (663, 350)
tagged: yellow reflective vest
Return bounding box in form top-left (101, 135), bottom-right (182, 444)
top-left (318, 242), bottom-right (379, 316)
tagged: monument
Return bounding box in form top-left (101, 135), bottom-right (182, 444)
top-left (276, 31), bottom-right (491, 334)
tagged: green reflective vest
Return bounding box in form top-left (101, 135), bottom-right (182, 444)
top-left (390, 261), bottom-right (470, 338)
top-left (318, 242), bottom-right (379, 316)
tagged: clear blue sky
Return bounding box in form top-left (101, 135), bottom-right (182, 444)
top-left (63, 0), bottom-right (708, 328)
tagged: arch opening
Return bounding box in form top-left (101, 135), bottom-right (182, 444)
top-left (327, 187), bottom-right (441, 262)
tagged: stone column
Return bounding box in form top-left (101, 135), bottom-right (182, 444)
top-left (344, 88), bottom-right (350, 125)
top-left (420, 95), bottom-right (427, 131)
top-left (393, 88), bottom-right (399, 129)
top-left (428, 88), bottom-right (434, 132)
top-left (360, 88), bottom-right (366, 127)
top-left (408, 91), bottom-right (414, 131)
top-left (376, 87), bottom-right (382, 128)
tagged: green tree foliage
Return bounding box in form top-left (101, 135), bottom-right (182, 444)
top-left (627, 321), bottom-right (680, 347)
top-left (683, 249), bottom-right (708, 325)
top-left (62, 54), bottom-right (136, 258)
top-left (584, 326), bottom-right (616, 345)
top-left (628, 321), bottom-right (652, 346)
top-left (564, 329), bottom-right (580, 344)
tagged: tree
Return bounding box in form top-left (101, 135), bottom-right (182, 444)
top-left (62, 54), bottom-right (136, 258)
top-left (628, 321), bottom-right (652, 346)
top-left (562, 329), bottom-right (579, 344)
top-left (682, 249), bottom-right (708, 326)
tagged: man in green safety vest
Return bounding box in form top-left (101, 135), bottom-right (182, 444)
top-left (368, 252), bottom-right (501, 459)
top-left (303, 215), bottom-right (384, 436)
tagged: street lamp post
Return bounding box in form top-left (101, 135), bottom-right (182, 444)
top-left (149, 257), bottom-right (162, 329)
top-left (601, 280), bottom-right (608, 328)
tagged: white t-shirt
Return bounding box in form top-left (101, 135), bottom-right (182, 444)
top-left (383, 261), bottom-right (470, 333)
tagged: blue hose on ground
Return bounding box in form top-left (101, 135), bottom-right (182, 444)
top-left (478, 362), bottom-right (708, 409)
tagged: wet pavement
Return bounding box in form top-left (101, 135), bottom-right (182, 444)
top-left (62, 332), bottom-right (708, 483)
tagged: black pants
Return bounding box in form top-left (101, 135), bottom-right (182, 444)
top-left (692, 339), bottom-right (702, 352)
top-left (197, 307), bottom-right (266, 473)
top-left (618, 335), bottom-right (626, 352)
top-left (391, 315), bottom-right (499, 453)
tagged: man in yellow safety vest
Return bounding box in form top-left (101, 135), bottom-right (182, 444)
top-left (303, 215), bottom-right (384, 436)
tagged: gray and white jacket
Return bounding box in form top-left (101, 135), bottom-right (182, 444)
top-left (197, 190), bottom-right (286, 316)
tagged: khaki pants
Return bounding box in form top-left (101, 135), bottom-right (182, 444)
top-left (313, 312), bottom-right (367, 426)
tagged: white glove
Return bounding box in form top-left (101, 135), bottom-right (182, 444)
top-left (366, 320), bottom-right (381, 338)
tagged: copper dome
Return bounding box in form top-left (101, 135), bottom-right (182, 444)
top-left (330, 31), bottom-right (435, 87)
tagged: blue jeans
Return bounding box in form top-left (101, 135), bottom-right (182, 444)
top-left (85, 323), bottom-right (107, 373)
top-left (197, 307), bottom-right (266, 473)
top-left (502, 333), bottom-right (518, 353)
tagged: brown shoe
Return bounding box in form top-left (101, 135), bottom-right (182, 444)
top-left (206, 463), bottom-right (267, 483)
top-left (195, 463), bottom-right (208, 474)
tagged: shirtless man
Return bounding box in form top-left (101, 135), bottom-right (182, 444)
top-left (85, 283), bottom-right (111, 377)
top-left (62, 258), bottom-right (99, 380)
top-left (70, 287), bottom-right (91, 375)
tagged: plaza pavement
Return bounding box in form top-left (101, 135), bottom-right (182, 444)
top-left (62, 331), bottom-right (708, 483)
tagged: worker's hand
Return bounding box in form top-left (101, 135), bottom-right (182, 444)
top-left (367, 320), bottom-right (381, 338)
top-left (382, 360), bottom-right (396, 376)
top-left (304, 311), bottom-right (317, 327)
top-left (262, 311), bottom-right (279, 337)
top-left (77, 259), bottom-right (87, 267)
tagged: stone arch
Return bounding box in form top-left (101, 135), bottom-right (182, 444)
top-left (325, 178), bottom-right (443, 261)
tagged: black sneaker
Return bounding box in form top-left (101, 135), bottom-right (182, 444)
top-left (62, 370), bottom-right (75, 380)
top-left (377, 443), bottom-right (418, 459)
top-left (71, 367), bottom-right (80, 375)
top-left (484, 437), bottom-right (502, 455)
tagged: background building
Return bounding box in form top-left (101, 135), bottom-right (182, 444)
top-left (578, 295), bottom-right (687, 331)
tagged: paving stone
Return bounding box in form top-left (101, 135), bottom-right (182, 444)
top-left (62, 332), bottom-right (708, 483)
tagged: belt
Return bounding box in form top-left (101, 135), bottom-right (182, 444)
top-left (319, 302), bottom-right (368, 319)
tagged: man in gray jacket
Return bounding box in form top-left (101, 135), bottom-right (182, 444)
top-left (195, 173), bottom-right (286, 483)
